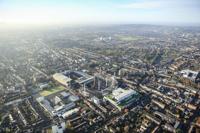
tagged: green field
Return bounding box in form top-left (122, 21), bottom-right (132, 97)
top-left (117, 35), bottom-right (142, 41)
top-left (39, 86), bottom-right (65, 96)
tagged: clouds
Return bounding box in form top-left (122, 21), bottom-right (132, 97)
top-left (118, 0), bottom-right (164, 9)
top-left (116, 0), bottom-right (200, 25)
top-left (0, 0), bottom-right (200, 25)
top-left (118, 0), bottom-right (200, 10)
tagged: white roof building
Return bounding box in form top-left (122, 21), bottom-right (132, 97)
top-left (53, 73), bottom-right (72, 86)
top-left (112, 88), bottom-right (137, 103)
top-left (104, 88), bottom-right (140, 111)
top-left (91, 96), bottom-right (100, 105)
top-left (37, 96), bottom-right (76, 117)
top-left (180, 69), bottom-right (199, 82)
top-left (54, 96), bottom-right (62, 105)
top-left (60, 92), bottom-right (70, 98)
top-left (69, 95), bottom-right (80, 102)
top-left (62, 108), bottom-right (80, 119)
top-left (52, 122), bottom-right (65, 133)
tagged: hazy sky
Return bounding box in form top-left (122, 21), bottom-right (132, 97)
top-left (0, 0), bottom-right (200, 25)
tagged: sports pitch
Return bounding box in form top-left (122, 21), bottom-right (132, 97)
top-left (39, 86), bottom-right (65, 96)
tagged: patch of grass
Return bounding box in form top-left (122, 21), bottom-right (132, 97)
top-left (39, 86), bottom-right (65, 96)
top-left (117, 35), bottom-right (142, 41)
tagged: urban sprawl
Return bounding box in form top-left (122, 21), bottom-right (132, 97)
top-left (0, 25), bottom-right (200, 133)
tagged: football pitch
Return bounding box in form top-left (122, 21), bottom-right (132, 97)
top-left (39, 86), bottom-right (65, 96)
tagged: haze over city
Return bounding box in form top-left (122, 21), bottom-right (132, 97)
top-left (0, 0), bottom-right (200, 133)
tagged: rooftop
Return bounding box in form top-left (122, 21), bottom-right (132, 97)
top-left (53, 73), bottom-right (72, 86)
top-left (112, 88), bottom-right (137, 102)
top-left (180, 69), bottom-right (199, 81)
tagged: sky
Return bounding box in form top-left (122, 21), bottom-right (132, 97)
top-left (0, 0), bottom-right (200, 26)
